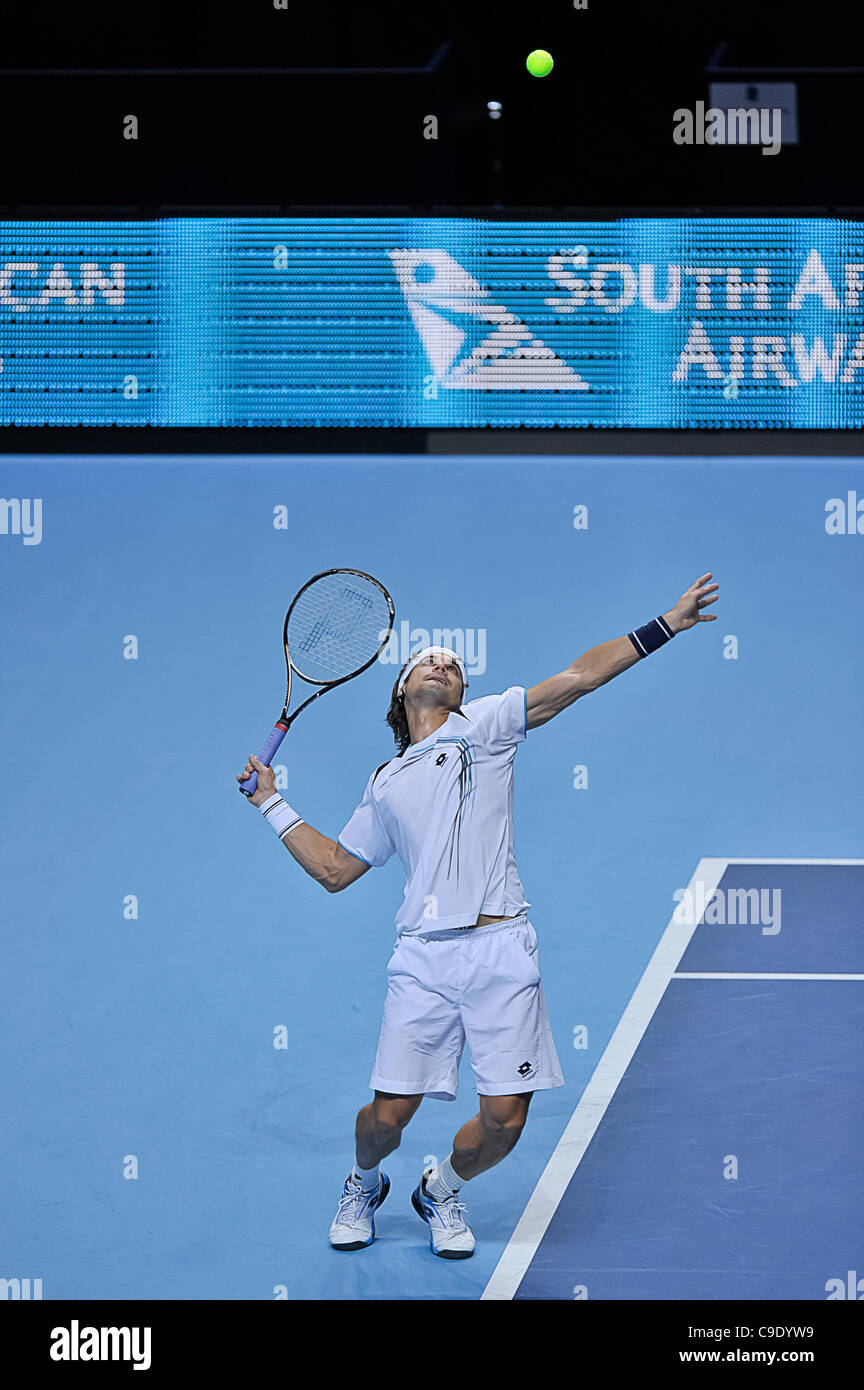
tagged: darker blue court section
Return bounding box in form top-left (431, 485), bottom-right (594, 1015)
top-left (678, 864), bottom-right (864, 974)
top-left (515, 863), bottom-right (864, 1300)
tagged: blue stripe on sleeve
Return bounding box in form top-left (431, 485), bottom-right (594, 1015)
top-left (337, 838), bottom-right (373, 867)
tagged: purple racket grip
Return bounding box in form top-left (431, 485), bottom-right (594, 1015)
top-left (239, 723), bottom-right (288, 797)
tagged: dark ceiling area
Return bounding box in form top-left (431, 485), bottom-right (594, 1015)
top-left (0, 0), bottom-right (860, 212)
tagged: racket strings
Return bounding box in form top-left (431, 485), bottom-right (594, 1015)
top-left (288, 574), bottom-right (391, 683)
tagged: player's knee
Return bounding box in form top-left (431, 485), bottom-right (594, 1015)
top-left (480, 1100), bottom-right (528, 1139)
top-left (372, 1095), bottom-right (420, 1133)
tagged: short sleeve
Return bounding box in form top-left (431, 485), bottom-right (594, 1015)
top-left (338, 771), bottom-right (395, 868)
top-left (462, 686), bottom-right (528, 752)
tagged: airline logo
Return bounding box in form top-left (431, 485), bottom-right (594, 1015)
top-left (388, 249), bottom-right (589, 391)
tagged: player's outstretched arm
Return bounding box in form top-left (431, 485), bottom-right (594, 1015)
top-left (236, 754), bottom-right (370, 892)
top-left (526, 573), bottom-right (719, 730)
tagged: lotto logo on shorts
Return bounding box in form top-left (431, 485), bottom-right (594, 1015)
top-left (518, 1061), bottom-right (534, 1077)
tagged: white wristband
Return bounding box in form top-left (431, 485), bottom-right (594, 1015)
top-left (259, 793), bottom-right (305, 840)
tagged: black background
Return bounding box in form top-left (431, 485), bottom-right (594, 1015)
top-left (0, 0), bottom-right (860, 213)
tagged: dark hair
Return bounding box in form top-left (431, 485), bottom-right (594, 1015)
top-left (385, 663), bottom-right (412, 755)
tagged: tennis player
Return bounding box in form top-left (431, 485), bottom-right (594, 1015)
top-left (237, 573), bottom-right (719, 1259)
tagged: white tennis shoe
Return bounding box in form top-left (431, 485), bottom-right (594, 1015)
top-left (411, 1169), bottom-right (475, 1258)
top-left (329, 1170), bottom-right (390, 1251)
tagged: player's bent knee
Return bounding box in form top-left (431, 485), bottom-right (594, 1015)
top-left (479, 1096), bottom-right (530, 1135)
top-left (482, 1116), bottom-right (526, 1142)
top-left (372, 1091), bottom-right (422, 1131)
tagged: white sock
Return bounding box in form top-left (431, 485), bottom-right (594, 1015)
top-left (351, 1160), bottom-right (380, 1191)
top-left (425, 1155), bottom-right (465, 1202)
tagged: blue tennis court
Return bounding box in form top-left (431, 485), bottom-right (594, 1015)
top-left (1, 453), bottom-right (862, 1301)
top-left (484, 859), bottom-right (864, 1300)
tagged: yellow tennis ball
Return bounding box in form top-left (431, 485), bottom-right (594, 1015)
top-left (526, 49), bottom-right (554, 78)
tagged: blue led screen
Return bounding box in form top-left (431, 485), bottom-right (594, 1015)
top-left (2, 218), bottom-right (864, 427)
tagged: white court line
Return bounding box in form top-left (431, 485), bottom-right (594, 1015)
top-left (697, 858), bottom-right (864, 865)
top-left (676, 972), bottom-right (864, 980)
top-left (480, 855), bottom-right (864, 1302)
top-left (480, 856), bottom-right (727, 1301)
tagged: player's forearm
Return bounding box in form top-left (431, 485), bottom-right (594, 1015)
top-left (244, 764), bottom-right (366, 891)
top-left (276, 822), bottom-right (347, 891)
top-left (528, 579), bottom-right (716, 728)
top-left (529, 620), bottom-right (677, 726)
top-left (576, 606), bottom-right (683, 690)
top-left (570, 633), bottom-right (643, 693)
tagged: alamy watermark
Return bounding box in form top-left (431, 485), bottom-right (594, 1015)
top-left (673, 101), bottom-right (782, 157)
top-left (673, 883), bottom-right (782, 935)
top-left (377, 620), bottom-right (487, 678)
top-left (825, 491), bottom-right (864, 534)
top-left (0, 497), bottom-right (42, 544)
top-left (1, 1276), bottom-right (43, 1299)
top-left (49, 1321), bottom-right (151, 1371)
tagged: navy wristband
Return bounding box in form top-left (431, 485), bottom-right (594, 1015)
top-left (627, 615), bottom-right (675, 657)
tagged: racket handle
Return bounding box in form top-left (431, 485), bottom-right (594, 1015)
top-left (239, 724), bottom-right (288, 797)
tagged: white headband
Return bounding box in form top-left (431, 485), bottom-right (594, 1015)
top-left (398, 646), bottom-right (468, 695)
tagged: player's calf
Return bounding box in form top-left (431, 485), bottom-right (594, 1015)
top-left (450, 1093), bottom-right (531, 1180)
top-left (355, 1091), bottom-right (422, 1168)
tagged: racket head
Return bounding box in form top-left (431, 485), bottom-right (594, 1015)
top-left (283, 568), bottom-right (395, 688)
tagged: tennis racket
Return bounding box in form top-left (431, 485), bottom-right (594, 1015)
top-left (238, 568), bottom-right (395, 797)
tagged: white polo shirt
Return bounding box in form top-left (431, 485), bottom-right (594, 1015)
top-left (338, 686), bottom-right (530, 937)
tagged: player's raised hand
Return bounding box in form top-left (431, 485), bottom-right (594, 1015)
top-left (236, 754), bottom-right (277, 806)
top-left (665, 573), bottom-right (719, 632)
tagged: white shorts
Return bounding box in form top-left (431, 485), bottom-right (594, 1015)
top-left (369, 914), bottom-right (566, 1101)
